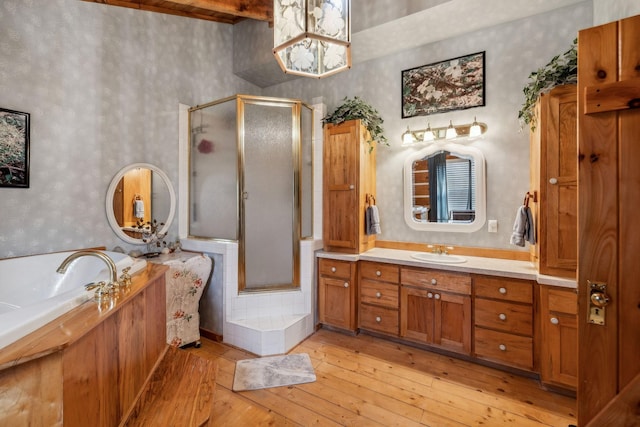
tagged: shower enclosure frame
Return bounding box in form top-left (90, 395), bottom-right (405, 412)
top-left (187, 94), bottom-right (314, 294)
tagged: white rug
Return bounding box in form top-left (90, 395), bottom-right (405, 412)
top-left (232, 353), bottom-right (316, 392)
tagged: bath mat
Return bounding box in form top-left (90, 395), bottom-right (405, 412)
top-left (232, 353), bottom-right (316, 391)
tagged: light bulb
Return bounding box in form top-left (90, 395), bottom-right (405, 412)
top-left (423, 123), bottom-right (435, 142)
top-left (403, 126), bottom-right (414, 145)
top-left (445, 120), bottom-right (457, 139)
top-left (469, 116), bottom-right (482, 138)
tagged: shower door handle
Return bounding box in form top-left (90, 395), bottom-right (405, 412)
top-left (242, 192), bottom-right (249, 200)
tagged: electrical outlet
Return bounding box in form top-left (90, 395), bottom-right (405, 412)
top-left (488, 220), bottom-right (498, 233)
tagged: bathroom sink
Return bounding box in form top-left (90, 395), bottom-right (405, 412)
top-left (410, 252), bottom-right (467, 264)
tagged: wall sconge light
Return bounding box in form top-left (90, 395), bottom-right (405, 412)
top-left (401, 118), bottom-right (488, 146)
top-left (273, 0), bottom-right (351, 78)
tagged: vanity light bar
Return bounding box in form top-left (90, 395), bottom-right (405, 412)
top-left (401, 118), bottom-right (487, 146)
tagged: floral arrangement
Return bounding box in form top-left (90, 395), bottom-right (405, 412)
top-left (519, 39), bottom-right (577, 130)
top-left (323, 96), bottom-right (388, 152)
top-left (136, 218), bottom-right (167, 253)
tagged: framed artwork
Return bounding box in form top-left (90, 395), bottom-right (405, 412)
top-left (402, 51), bottom-right (485, 118)
top-left (0, 107), bottom-right (30, 188)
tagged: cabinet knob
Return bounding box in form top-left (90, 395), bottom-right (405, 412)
top-left (375, 292), bottom-right (382, 298)
top-left (376, 270), bottom-right (382, 277)
top-left (498, 287), bottom-right (507, 294)
top-left (434, 293), bottom-right (441, 300)
top-left (499, 344), bottom-right (507, 351)
top-left (375, 316), bottom-right (382, 323)
top-left (550, 317), bottom-right (559, 325)
top-left (431, 278), bottom-right (437, 285)
top-left (499, 313), bottom-right (507, 321)
top-left (349, 184), bottom-right (355, 190)
top-left (427, 292), bottom-right (434, 299)
top-left (549, 177), bottom-right (558, 185)
top-left (331, 267), bottom-right (336, 273)
top-left (343, 282), bottom-right (349, 288)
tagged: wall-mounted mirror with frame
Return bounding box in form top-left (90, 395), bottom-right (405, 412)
top-left (105, 163), bottom-right (176, 245)
top-left (403, 143), bottom-right (486, 232)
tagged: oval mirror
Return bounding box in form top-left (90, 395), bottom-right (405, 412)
top-left (403, 143), bottom-right (486, 232)
top-left (105, 163), bottom-right (176, 245)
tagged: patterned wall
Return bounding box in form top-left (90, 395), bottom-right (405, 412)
top-left (0, 0), bottom-right (259, 258)
top-left (262, 2), bottom-right (593, 250)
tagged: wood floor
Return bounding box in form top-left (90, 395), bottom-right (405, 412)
top-left (187, 329), bottom-right (576, 426)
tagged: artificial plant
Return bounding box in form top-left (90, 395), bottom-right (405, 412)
top-left (323, 96), bottom-right (388, 151)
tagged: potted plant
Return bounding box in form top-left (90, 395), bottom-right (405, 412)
top-left (518, 39), bottom-right (577, 130)
top-left (323, 96), bottom-right (388, 151)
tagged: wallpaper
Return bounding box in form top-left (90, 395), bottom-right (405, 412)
top-left (263, 2), bottom-right (594, 251)
top-left (0, 0), bottom-right (259, 258)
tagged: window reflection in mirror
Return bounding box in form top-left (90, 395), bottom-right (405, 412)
top-left (412, 151), bottom-right (475, 223)
top-left (404, 143), bottom-right (485, 233)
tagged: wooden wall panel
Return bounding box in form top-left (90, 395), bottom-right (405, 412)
top-left (577, 20), bottom-right (619, 426)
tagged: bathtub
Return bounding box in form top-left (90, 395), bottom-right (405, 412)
top-left (0, 250), bottom-right (147, 351)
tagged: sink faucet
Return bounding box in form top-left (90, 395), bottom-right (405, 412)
top-left (428, 244), bottom-right (454, 255)
top-left (56, 249), bottom-right (118, 286)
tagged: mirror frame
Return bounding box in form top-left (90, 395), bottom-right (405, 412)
top-left (403, 142), bottom-right (486, 232)
top-left (105, 162), bottom-right (176, 245)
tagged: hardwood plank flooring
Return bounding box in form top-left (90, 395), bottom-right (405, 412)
top-left (187, 329), bottom-right (576, 426)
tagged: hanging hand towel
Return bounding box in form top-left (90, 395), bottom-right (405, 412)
top-left (365, 206), bottom-right (373, 235)
top-left (370, 205), bottom-right (381, 235)
top-left (510, 205), bottom-right (535, 246)
top-left (134, 199), bottom-right (145, 219)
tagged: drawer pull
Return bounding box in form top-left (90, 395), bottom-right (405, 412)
top-left (431, 278), bottom-right (437, 285)
top-left (343, 282), bottom-right (349, 288)
top-left (550, 317), bottom-right (559, 325)
top-left (375, 316), bottom-right (382, 323)
top-left (376, 270), bottom-right (382, 277)
top-left (375, 292), bottom-right (382, 298)
top-left (427, 292), bottom-right (434, 299)
top-left (434, 293), bottom-right (441, 300)
top-left (499, 344), bottom-right (507, 351)
top-left (331, 267), bottom-right (336, 273)
top-left (498, 313), bottom-right (507, 321)
top-left (498, 287), bottom-right (507, 294)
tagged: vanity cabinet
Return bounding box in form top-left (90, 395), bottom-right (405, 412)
top-left (318, 258), bottom-right (357, 331)
top-left (359, 261), bottom-right (400, 336)
top-left (400, 268), bottom-right (471, 355)
top-left (530, 84), bottom-right (577, 278)
top-left (539, 285), bottom-right (577, 390)
top-left (473, 275), bottom-right (534, 370)
top-left (323, 119), bottom-right (376, 254)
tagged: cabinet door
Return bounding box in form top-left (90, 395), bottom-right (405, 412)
top-left (400, 287), bottom-right (435, 343)
top-left (319, 276), bottom-right (354, 330)
top-left (323, 123), bottom-right (358, 250)
top-left (540, 286), bottom-right (577, 389)
top-left (433, 291), bottom-right (471, 354)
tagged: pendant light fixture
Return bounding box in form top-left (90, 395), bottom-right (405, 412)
top-left (273, 0), bottom-right (351, 78)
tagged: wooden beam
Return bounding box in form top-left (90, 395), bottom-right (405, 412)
top-left (165, 0), bottom-right (272, 22)
top-left (584, 78), bottom-right (640, 114)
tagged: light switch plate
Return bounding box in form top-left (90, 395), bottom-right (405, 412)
top-left (488, 220), bottom-right (498, 233)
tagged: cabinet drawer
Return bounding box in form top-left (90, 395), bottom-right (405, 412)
top-left (360, 304), bottom-right (399, 335)
top-left (401, 268), bottom-right (471, 295)
top-left (360, 279), bottom-right (399, 308)
top-left (319, 258), bottom-right (353, 278)
top-left (474, 328), bottom-right (533, 370)
top-left (473, 275), bottom-right (533, 303)
top-left (360, 261), bottom-right (399, 283)
top-left (474, 299), bottom-right (533, 336)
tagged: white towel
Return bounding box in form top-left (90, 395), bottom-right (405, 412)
top-left (510, 206), bottom-right (535, 246)
top-left (370, 205), bottom-right (381, 235)
top-left (134, 199), bottom-right (145, 219)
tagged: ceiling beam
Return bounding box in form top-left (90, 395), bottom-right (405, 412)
top-left (166, 0), bottom-right (272, 22)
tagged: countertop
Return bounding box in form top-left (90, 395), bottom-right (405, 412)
top-left (317, 247), bottom-right (577, 289)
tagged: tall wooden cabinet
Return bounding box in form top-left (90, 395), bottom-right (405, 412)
top-left (530, 85), bottom-right (577, 278)
top-left (323, 120), bottom-right (376, 254)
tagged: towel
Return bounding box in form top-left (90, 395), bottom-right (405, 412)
top-left (510, 205), bottom-right (535, 246)
top-left (370, 205), bottom-right (381, 235)
top-left (134, 199), bottom-right (145, 219)
top-left (365, 206), bottom-right (373, 235)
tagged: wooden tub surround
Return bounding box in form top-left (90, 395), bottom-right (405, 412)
top-left (0, 263), bottom-right (217, 427)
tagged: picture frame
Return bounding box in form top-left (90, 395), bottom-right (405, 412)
top-left (0, 107), bottom-right (30, 188)
top-left (402, 51), bottom-right (485, 118)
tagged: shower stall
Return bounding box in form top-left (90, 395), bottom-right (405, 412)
top-left (184, 95), bottom-right (317, 355)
